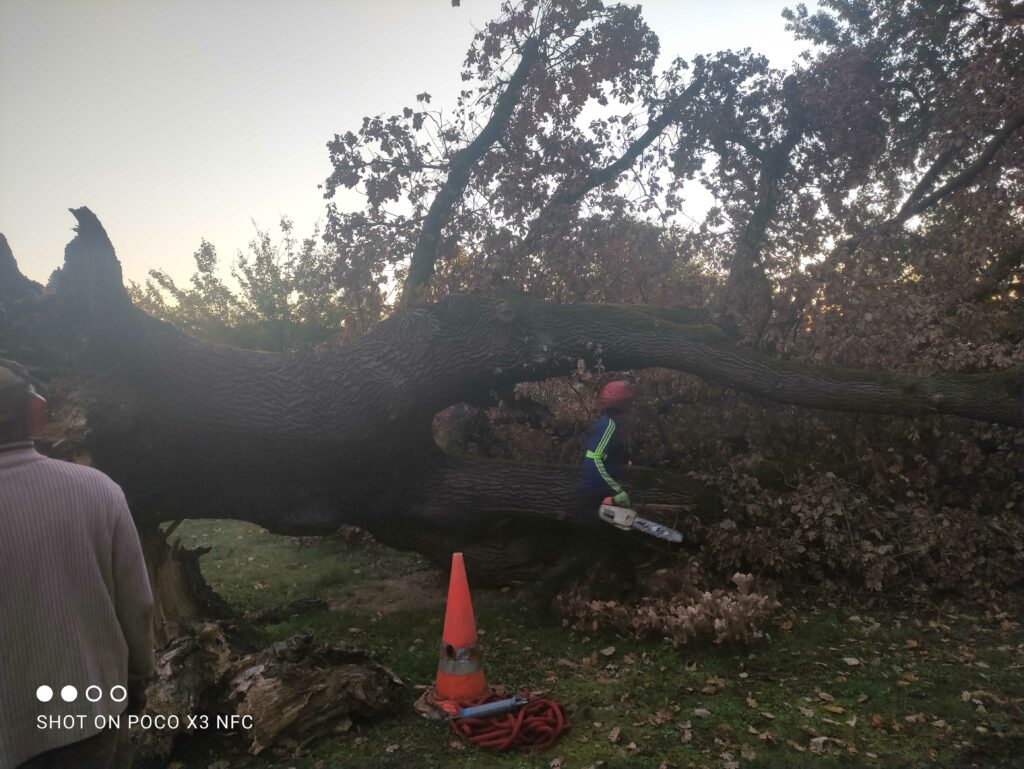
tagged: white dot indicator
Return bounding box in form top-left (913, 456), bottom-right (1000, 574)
top-left (109, 685), bottom-right (127, 703)
top-left (36, 685), bottom-right (53, 702)
top-left (61, 685), bottom-right (78, 702)
top-left (85, 685), bottom-right (103, 703)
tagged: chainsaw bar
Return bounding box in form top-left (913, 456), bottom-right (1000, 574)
top-left (631, 515), bottom-right (683, 543)
top-left (598, 504), bottom-right (683, 543)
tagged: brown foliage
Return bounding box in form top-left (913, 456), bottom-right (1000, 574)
top-left (555, 564), bottom-right (779, 647)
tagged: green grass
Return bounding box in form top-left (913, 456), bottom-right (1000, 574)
top-left (170, 520), bottom-right (1023, 769)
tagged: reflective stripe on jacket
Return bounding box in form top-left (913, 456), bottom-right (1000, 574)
top-left (580, 414), bottom-right (627, 498)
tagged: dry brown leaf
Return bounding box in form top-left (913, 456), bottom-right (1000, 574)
top-left (809, 736), bottom-right (830, 753)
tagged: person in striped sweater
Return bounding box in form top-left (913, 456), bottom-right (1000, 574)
top-left (0, 360), bottom-right (154, 769)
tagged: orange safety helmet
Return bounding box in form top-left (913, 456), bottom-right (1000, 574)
top-left (598, 380), bottom-right (635, 412)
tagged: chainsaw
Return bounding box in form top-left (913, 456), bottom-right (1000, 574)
top-left (598, 499), bottom-right (683, 543)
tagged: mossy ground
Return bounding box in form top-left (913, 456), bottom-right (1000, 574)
top-left (170, 520), bottom-right (1022, 769)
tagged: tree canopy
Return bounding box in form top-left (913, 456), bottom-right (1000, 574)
top-left (319, 0), bottom-right (1021, 366)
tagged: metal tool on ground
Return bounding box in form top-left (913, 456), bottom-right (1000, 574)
top-left (452, 695), bottom-right (529, 720)
top-left (599, 498), bottom-right (684, 543)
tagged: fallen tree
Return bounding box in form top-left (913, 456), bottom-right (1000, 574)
top-left (1, 209), bottom-right (1021, 584)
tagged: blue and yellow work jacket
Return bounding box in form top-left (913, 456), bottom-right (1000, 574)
top-left (579, 413), bottom-right (628, 500)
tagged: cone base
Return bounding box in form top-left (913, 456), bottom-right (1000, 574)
top-left (434, 669), bottom-right (486, 702)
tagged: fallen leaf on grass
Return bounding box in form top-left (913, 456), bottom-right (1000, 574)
top-left (817, 691), bottom-right (835, 702)
top-left (608, 726), bottom-right (621, 744)
top-left (600, 646), bottom-right (616, 657)
top-left (809, 736), bottom-right (831, 753)
top-left (786, 738), bottom-right (806, 752)
top-left (550, 759), bottom-right (562, 769)
top-left (799, 707), bottom-right (814, 717)
top-left (746, 695), bottom-right (758, 708)
top-left (843, 657), bottom-right (861, 666)
top-left (650, 708), bottom-right (674, 725)
top-left (824, 705), bottom-right (846, 715)
top-left (904, 713), bottom-right (926, 723)
top-left (857, 693), bottom-right (869, 703)
top-left (694, 708), bottom-right (711, 718)
top-left (385, 744), bottom-right (399, 754)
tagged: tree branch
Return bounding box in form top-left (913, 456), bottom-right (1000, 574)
top-left (401, 37), bottom-right (543, 302)
top-left (513, 75), bottom-right (706, 261)
top-left (905, 108), bottom-right (1024, 216)
top-left (719, 75), bottom-right (806, 336)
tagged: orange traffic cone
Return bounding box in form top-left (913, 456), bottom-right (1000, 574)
top-left (434, 552), bottom-right (486, 702)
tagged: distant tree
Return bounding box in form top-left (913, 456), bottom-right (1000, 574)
top-left (130, 218), bottom-right (349, 351)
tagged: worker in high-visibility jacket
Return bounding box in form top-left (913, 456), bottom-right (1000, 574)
top-left (580, 379), bottom-right (635, 510)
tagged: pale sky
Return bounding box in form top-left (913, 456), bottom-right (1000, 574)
top-left (1, 0), bottom-right (813, 286)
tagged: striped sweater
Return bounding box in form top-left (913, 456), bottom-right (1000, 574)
top-left (0, 443), bottom-right (154, 769)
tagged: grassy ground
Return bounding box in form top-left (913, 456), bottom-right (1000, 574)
top-left (169, 520), bottom-right (1023, 769)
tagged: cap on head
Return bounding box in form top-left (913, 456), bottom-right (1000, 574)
top-left (598, 379), bottom-right (635, 412)
top-left (0, 359), bottom-right (45, 436)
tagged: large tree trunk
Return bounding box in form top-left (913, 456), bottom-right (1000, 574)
top-left (1, 209), bottom-right (1021, 582)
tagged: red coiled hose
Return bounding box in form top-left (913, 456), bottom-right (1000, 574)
top-left (448, 693), bottom-right (571, 751)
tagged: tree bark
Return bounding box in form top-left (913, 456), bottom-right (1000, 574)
top-left (2, 209), bottom-right (1021, 582)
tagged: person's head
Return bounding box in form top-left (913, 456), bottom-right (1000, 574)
top-left (598, 379), bottom-right (635, 415)
top-left (0, 359), bottom-right (46, 444)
